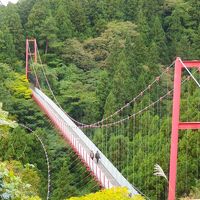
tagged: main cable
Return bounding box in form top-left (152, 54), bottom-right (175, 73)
top-left (33, 43), bottom-right (200, 131)
top-left (19, 124), bottom-right (51, 200)
top-left (28, 45), bottom-right (42, 90)
top-left (179, 58), bottom-right (200, 88)
top-left (79, 63), bottom-right (200, 129)
top-left (34, 41), bottom-right (175, 128)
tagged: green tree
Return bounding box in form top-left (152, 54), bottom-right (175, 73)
top-left (26, 0), bottom-right (51, 47)
top-left (2, 4), bottom-right (24, 58)
top-left (136, 9), bottom-right (150, 45)
top-left (68, 0), bottom-right (91, 39)
top-left (108, 135), bottom-right (129, 170)
top-left (150, 16), bottom-right (168, 63)
top-left (0, 161), bottom-right (41, 199)
top-left (17, 0), bottom-right (36, 26)
top-left (104, 91), bottom-right (117, 118)
top-left (110, 50), bottom-right (134, 108)
top-left (40, 15), bottom-right (58, 52)
top-left (62, 39), bottom-right (95, 70)
top-left (51, 161), bottom-right (76, 200)
top-left (55, 2), bottom-right (74, 40)
top-left (96, 70), bottom-right (110, 114)
top-left (0, 28), bottom-right (15, 64)
top-left (164, 4), bottom-right (190, 58)
top-left (188, 0), bottom-right (200, 29)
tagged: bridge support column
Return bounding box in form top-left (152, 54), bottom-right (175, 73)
top-left (168, 58), bottom-right (182, 200)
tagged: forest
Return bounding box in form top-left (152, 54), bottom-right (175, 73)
top-left (0, 0), bottom-right (200, 199)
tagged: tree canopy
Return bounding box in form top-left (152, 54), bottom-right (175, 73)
top-left (0, 0), bottom-right (200, 199)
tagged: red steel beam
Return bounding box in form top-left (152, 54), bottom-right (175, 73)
top-left (179, 122), bottom-right (200, 130)
top-left (181, 60), bottom-right (200, 68)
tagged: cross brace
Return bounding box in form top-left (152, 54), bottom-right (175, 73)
top-left (181, 60), bottom-right (200, 68)
top-left (179, 122), bottom-right (200, 129)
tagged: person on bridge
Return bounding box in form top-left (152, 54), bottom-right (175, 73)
top-left (90, 150), bottom-right (94, 160)
top-left (95, 151), bottom-right (100, 163)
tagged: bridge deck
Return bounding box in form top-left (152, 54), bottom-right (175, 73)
top-left (69, 128), bottom-right (120, 186)
top-left (32, 87), bottom-right (138, 195)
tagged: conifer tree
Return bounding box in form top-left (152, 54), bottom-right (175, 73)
top-left (51, 161), bottom-right (76, 200)
top-left (26, 0), bottom-right (51, 41)
top-left (150, 16), bottom-right (169, 63)
top-left (104, 91), bottom-right (117, 118)
top-left (1, 4), bottom-right (24, 58)
top-left (68, 0), bottom-right (91, 38)
top-left (40, 16), bottom-right (58, 52)
top-left (55, 2), bottom-right (74, 40)
top-left (0, 28), bottom-right (15, 64)
top-left (111, 50), bottom-right (134, 107)
top-left (136, 5), bottom-right (150, 45)
top-left (17, 0), bottom-right (36, 27)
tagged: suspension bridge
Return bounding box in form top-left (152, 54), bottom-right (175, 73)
top-left (26, 39), bottom-right (200, 200)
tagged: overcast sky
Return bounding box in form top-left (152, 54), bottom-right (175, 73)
top-left (1, 0), bottom-right (18, 5)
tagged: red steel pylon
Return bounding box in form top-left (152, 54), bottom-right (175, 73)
top-left (25, 39), bottom-right (37, 79)
top-left (168, 57), bottom-right (200, 200)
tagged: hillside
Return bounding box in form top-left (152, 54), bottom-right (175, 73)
top-left (0, 0), bottom-right (200, 199)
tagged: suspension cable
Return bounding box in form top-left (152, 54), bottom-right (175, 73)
top-left (19, 124), bottom-right (51, 200)
top-left (47, 67), bottom-right (196, 130)
top-left (33, 41), bottom-right (200, 131)
top-left (28, 46), bottom-right (42, 90)
top-left (81, 90), bottom-right (173, 128)
top-left (34, 41), bottom-right (175, 127)
top-left (35, 44), bottom-right (87, 126)
top-left (33, 42), bottom-right (200, 130)
top-left (79, 64), bottom-right (200, 129)
top-left (179, 58), bottom-right (200, 88)
top-left (91, 62), bottom-right (174, 126)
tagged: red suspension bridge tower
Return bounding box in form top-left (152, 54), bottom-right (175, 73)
top-left (168, 57), bottom-right (200, 200)
top-left (26, 39), bottom-right (37, 79)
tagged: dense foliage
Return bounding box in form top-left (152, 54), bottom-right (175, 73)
top-left (67, 187), bottom-right (144, 200)
top-left (0, 160), bottom-right (41, 200)
top-left (0, 0), bottom-right (200, 199)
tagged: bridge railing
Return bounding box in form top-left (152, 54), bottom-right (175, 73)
top-left (32, 87), bottom-right (139, 195)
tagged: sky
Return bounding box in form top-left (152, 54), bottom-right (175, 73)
top-left (1, 0), bottom-right (19, 5)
